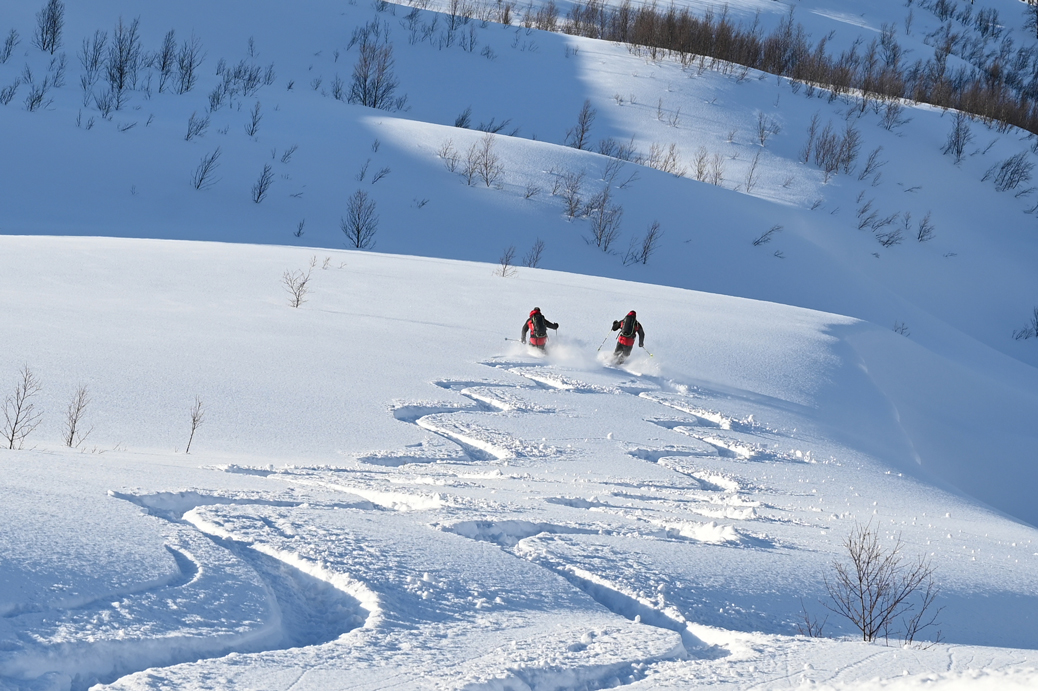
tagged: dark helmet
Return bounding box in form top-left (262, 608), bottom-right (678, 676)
top-left (531, 307), bottom-right (541, 314)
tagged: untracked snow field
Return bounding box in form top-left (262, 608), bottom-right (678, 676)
top-left (1, 237), bottom-right (1038, 689)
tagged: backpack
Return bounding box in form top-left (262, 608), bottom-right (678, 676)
top-left (531, 312), bottom-right (547, 338)
top-left (620, 313), bottom-right (637, 338)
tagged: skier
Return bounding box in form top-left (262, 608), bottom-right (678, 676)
top-left (610, 310), bottom-right (644, 364)
top-left (521, 307), bottom-right (558, 350)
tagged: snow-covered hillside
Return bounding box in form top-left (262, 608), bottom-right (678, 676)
top-left (3, 0), bottom-right (1038, 367)
top-left (2, 236), bottom-right (1038, 689)
top-left (3, 0), bottom-right (1038, 687)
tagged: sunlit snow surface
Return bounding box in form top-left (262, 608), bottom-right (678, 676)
top-left (3, 0), bottom-right (1038, 686)
top-left (1, 238), bottom-right (1037, 689)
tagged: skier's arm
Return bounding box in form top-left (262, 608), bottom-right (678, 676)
top-left (637, 323), bottom-right (645, 347)
top-left (521, 321), bottom-right (529, 343)
top-left (546, 320), bottom-right (559, 330)
top-left (611, 320), bottom-right (621, 331)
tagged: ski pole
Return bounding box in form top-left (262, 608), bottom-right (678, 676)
top-left (596, 330), bottom-right (613, 352)
top-left (504, 337), bottom-right (524, 343)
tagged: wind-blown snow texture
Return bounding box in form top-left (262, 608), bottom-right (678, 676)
top-left (2, 0), bottom-right (1038, 688)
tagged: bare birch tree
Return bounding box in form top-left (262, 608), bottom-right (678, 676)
top-left (341, 190), bottom-right (378, 248)
top-left (824, 521), bottom-right (942, 643)
top-left (63, 384), bottom-right (91, 448)
top-left (185, 396), bottom-right (204, 454)
top-left (2, 366), bottom-right (43, 449)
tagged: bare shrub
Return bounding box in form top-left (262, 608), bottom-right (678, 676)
top-left (93, 88), bottom-right (114, 118)
top-left (585, 185), bottom-right (623, 252)
top-left (63, 384), bottom-right (91, 448)
top-left (755, 111), bottom-right (780, 146)
top-left (477, 116), bottom-right (515, 136)
top-left (622, 220), bottom-right (663, 265)
top-left (251, 164), bottom-right (274, 203)
top-left (1012, 307), bottom-right (1038, 340)
top-left (342, 189), bottom-right (378, 248)
top-left (522, 238), bottom-right (545, 267)
top-left (942, 112), bottom-right (973, 164)
top-left (185, 111), bottom-right (209, 141)
top-left (454, 106), bottom-right (472, 128)
top-left (561, 170), bottom-right (584, 217)
top-left (371, 166), bottom-right (391, 184)
top-left (348, 19), bottom-right (402, 110)
top-left (602, 158), bottom-right (626, 185)
top-left (2, 366), bottom-right (43, 449)
top-left (566, 98), bottom-right (596, 150)
top-left (156, 29), bottom-right (176, 92)
top-left (0, 80), bottom-right (19, 106)
top-left (708, 152), bottom-right (725, 186)
top-left (24, 77), bottom-right (51, 111)
top-left (800, 113), bottom-right (820, 164)
top-left (33, 0), bottom-right (64, 54)
top-left (185, 396), bottom-right (204, 454)
top-left (839, 123), bottom-right (862, 175)
top-left (984, 152), bottom-right (1034, 192)
top-left (356, 159), bottom-right (371, 182)
top-left (858, 147), bottom-right (886, 181)
top-left (244, 101), bottom-right (262, 136)
top-left (464, 133), bottom-right (504, 187)
top-left (331, 74), bottom-right (345, 101)
top-left (880, 101), bottom-right (910, 131)
top-left (0, 29), bottom-right (19, 64)
top-left (813, 122), bottom-right (841, 182)
top-left (647, 143), bottom-right (686, 176)
top-left (876, 226), bottom-right (904, 247)
top-left (533, 0), bottom-right (559, 31)
top-left (438, 138), bottom-right (460, 172)
top-left (795, 598), bottom-right (827, 638)
top-left (191, 147), bottom-right (221, 190)
top-left (753, 224), bottom-right (782, 246)
top-left (497, 246), bottom-right (517, 277)
top-left (693, 147), bottom-right (709, 182)
top-left (598, 137), bottom-right (638, 162)
top-left (282, 268), bottom-right (313, 307)
top-left (916, 211), bottom-right (935, 242)
top-left (744, 150), bottom-right (762, 192)
top-left (176, 35), bottom-right (204, 94)
top-left (105, 17), bottom-right (143, 109)
top-left (824, 521), bottom-right (942, 644)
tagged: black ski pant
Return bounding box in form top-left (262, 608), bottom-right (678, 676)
top-left (613, 342), bottom-right (633, 362)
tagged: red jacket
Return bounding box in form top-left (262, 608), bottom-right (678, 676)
top-left (612, 313), bottom-right (644, 347)
top-left (522, 309), bottom-right (558, 346)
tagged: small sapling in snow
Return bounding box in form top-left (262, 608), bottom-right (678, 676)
top-left (184, 396), bottom-right (204, 454)
top-left (63, 384), bottom-right (91, 448)
top-left (824, 521), bottom-right (942, 644)
top-left (2, 366), bottom-right (43, 450)
top-left (282, 268), bottom-right (313, 307)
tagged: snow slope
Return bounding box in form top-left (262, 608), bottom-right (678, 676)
top-left (2, 0), bottom-right (1038, 686)
top-left (1, 236), bottom-right (1037, 689)
top-left (2, 0), bottom-right (1038, 371)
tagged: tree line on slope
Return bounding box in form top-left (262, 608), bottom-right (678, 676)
top-left (560, 0), bottom-right (1038, 136)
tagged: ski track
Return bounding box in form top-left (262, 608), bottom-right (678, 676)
top-left (377, 355), bottom-right (801, 679)
top-left (0, 489), bottom-right (385, 689)
top-left (73, 356), bottom-right (817, 687)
